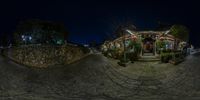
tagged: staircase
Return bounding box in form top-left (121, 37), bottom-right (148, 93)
top-left (138, 53), bottom-right (160, 62)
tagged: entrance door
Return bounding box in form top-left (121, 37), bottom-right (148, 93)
top-left (142, 37), bottom-right (155, 56)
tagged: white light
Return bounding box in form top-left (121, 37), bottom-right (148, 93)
top-left (29, 36), bottom-right (32, 40)
top-left (166, 44), bottom-right (168, 49)
top-left (21, 35), bottom-right (25, 39)
top-left (165, 30), bottom-right (170, 35)
top-left (126, 29), bottom-right (133, 35)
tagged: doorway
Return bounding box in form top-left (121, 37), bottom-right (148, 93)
top-left (142, 37), bottom-right (155, 56)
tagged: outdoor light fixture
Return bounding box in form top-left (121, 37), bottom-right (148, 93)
top-left (165, 30), bottom-right (170, 35)
top-left (29, 36), bottom-right (32, 40)
top-left (21, 35), bottom-right (25, 39)
top-left (166, 44), bottom-right (168, 49)
top-left (21, 35), bottom-right (32, 45)
top-left (126, 29), bottom-right (133, 35)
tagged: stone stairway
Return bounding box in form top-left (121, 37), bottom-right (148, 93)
top-left (138, 53), bottom-right (160, 62)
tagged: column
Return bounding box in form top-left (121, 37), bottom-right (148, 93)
top-left (155, 35), bottom-right (159, 56)
top-left (154, 42), bottom-right (157, 56)
top-left (139, 34), bottom-right (143, 57)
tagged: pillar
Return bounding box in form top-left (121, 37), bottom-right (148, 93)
top-left (138, 34), bottom-right (143, 57)
top-left (155, 35), bottom-right (159, 56)
top-left (154, 42), bottom-right (158, 56)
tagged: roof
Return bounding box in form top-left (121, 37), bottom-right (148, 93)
top-left (136, 30), bottom-right (169, 35)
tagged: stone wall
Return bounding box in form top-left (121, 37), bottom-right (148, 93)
top-left (7, 45), bottom-right (90, 68)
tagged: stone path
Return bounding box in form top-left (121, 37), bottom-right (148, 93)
top-left (0, 53), bottom-right (200, 100)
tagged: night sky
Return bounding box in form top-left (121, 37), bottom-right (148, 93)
top-left (0, 0), bottom-right (199, 46)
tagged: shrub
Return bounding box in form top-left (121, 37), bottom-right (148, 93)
top-left (161, 51), bottom-right (184, 63)
top-left (160, 52), bottom-right (174, 63)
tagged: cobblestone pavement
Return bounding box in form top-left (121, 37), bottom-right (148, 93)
top-left (0, 53), bottom-right (200, 100)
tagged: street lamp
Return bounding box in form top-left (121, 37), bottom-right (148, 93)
top-left (22, 35), bottom-right (26, 45)
top-left (22, 35), bottom-right (33, 45)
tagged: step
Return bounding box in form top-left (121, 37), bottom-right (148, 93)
top-left (138, 58), bottom-right (160, 61)
top-left (138, 56), bottom-right (160, 62)
top-left (143, 53), bottom-right (154, 56)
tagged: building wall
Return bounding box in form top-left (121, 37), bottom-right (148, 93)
top-left (101, 30), bottom-right (182, 58)
top-left (6, 45), bottom-right (90, 68)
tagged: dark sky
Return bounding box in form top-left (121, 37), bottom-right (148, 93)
top-left (0, 0), bottom-right (199, 46)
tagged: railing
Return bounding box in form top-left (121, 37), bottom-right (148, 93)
top-left (190, 49), bottom-right (200, 55)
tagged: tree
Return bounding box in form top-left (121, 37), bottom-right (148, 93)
top-left (170, 25), bottom-right (189, 41)
top-left (14, 19), bottom-right (68, 45)
top-left (170, 25), bottom-right (189, 50)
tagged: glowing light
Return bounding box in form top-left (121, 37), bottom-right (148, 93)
top-left (165, 30), bottom-right (170, 34)
top-left (29, 36), bottom-right (32, 40)
top-left (21, 35), bottom-right (25, 39)
top-left (126, 29), bottom-right (133, 35)
top-left (166, 44), bottom-right (168, 49)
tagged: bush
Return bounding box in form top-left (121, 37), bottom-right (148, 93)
top-left (161, 51), bottom-right (184, 63)
top-left (161, 52), bottom-right (175, 63)
top-left (161, 53), bottom-right (172, 63)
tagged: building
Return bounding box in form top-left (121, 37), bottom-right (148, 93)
top-left (101, 29), bottom-right (187, 59)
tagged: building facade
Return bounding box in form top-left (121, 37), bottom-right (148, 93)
top-left (102, 29), bottom-right (186, 58)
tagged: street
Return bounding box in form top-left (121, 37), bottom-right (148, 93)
top-left (0, 53), bottom-right (200, 100)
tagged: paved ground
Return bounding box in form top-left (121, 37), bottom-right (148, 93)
top-left (0, 53), bottom-right (200, 100)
